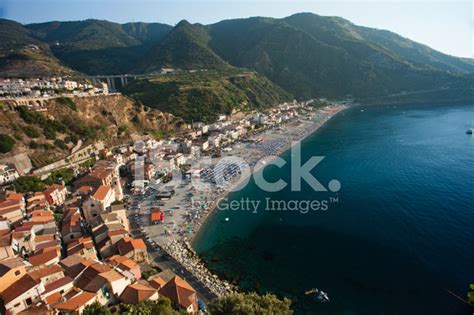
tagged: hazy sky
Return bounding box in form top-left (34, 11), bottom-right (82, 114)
top-left (1, 0), bottom-right (472, 58)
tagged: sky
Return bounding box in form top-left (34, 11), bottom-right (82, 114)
top-left (1, 0), bottom-right (472, 58)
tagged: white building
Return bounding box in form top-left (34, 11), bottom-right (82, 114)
top-left (0, 165), bottom-right (19, 185)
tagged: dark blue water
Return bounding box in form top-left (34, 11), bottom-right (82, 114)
top-left (194, 104), bottom-right (474, 314)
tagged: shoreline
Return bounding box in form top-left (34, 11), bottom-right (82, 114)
top-left (146, 103), bottom-right (349, 298)
top-left (189, 104), bottom-right (348, 247)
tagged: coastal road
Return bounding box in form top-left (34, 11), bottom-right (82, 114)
top-left (147, 245), bottom-right (218, 303)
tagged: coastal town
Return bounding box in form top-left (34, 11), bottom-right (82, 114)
top-left (0, 76), bottom-right (347, 314)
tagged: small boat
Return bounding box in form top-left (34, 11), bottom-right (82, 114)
top-left (224, 217), bottom-right (229, 222)
top-left (467, 128), bottom-right (473, 135)
top-left (305, 288), bottom-right (330, 302)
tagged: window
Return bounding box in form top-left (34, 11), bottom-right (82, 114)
top-left (14, 270), bottom-right (21, 276)
top-left (25, 298), bottom-right (32, 306)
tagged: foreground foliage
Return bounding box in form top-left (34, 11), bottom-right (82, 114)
top-left (208, 292), bottom-right (293, 315)
top-left (83, 299), bottom-right (175, 315)
top-left (0, 134), bottom-right (15, 153)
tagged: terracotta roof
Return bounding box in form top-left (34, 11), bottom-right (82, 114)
top-left (59, 254), bottom-right (84, 269)
top-left (149, 276), bottom-right (166, 289)
top-left (67, 236), bottom-right (93, 249)
top-left (93, 223), bottom-right (124, 237)
top-left (45, 291), bottom-right (62, 305)
top-left (63, 287), bottom-right (81, 300)
top-left (90, 168), bottom-right (113, 180)
top-left (31, 210), bottom-right (52, 217)
top-left (61, 212), bottom-right (82, 237)
top-left (18, 222), bottom-right (44, 229)
top-left (0, 199), bottom-right (22, 212)
top-left (75, 263), bottom-right (111, 290)
top-left (30, 211), bottom-right (54, 223)
top-left (92, 185), bottom-right (112, 201)
top-left (28, 250), bottom-right (59, 266)
top-left (77, 186), bottom-right (93, 193)
top-left (0, 257), bottom-right (24, 276)
top-left (84, 269), bottom-right (125, 293)
top-left (68, 243), bottom-right (94, 256)
top-left (54, 291), bottom-right (96, 311)
top-left (108, 229), bottom-right (128, 237)
top-left (74, 168), bottom-right (112, 187)
top-left (34, 234), bottom-right (57, 243)
top-left (83, 275), bottom-right (107, 293)
top-left (6, 193), bottom-right (23, 201)
top-left (151, 211), bottom-right (161, 221)
top-left (159, 276), bottom-right (197, 310)
top-left (43, 276), bottom-right (74, 295)
top-left (28, 264), bottom-right (63, 281)
top-left (117, 237), bottom-right (146, 256)
top-left (60, 256), bottom-right (96, 279)
top-left (1, 275), bottom-right (39, 304)
top-left (44, 184), bottom-right (65, 194)
top-left (34, 239), bottom-right (60, 252)
top-left (108, 255), bottom-right (138, 270)
top-left (0, 233), bottom-right (11, 247)
top-left (99, 269), bottom-right (124, 282)
top-left (120, 283), bottom-right (156, 304)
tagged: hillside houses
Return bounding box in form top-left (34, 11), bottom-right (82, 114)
top-left (0, 159), bottom-right (202, 314)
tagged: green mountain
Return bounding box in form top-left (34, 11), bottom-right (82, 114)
top-left (206, 13), bottom-right (473, 100)
top-left (0, 19), bottom-right (75, 77)
top-left (0, 19), bottom-right (40, 54)
top-left (0, 13), bottom-right (472, 104)
top-left (123, 70), bottom-right (291, 123)
top-left (139, 20), bottom-right (230, 73)
top-left (24, 19), bottom-right (172, 74)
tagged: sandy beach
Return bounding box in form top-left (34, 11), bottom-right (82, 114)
top-left (138, 104), bottom-right (347, 296)
top-left (141, 104), bottom-right (347, 244)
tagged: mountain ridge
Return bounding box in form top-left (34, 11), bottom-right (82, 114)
top-left (0, 13), bottom-right (471, 103)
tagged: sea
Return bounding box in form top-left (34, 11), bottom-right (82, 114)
top-left (193, 103), bottom-right (474, 314)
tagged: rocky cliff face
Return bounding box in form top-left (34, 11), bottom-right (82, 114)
top-left (0, 94), bottom-right (185, 168)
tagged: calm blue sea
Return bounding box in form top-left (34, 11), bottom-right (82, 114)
top-left (193, 103), bottom-right (474, 314)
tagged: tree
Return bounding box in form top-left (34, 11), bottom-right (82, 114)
top-left (83, 299), bottom-right (175, 315)
top-left (82, 302), bottom-right (112, 315)
top-left (208, 292), bottom-right (293, 315)
top-left (54, 139), bottom-right (68, 150)
top-left (0, 134), bottom-right (15, 153)
top-left (57, 97), bottom-right (77, 111)
top-left (21, 126), bottom-right (40, 138)
top-left (13, 176), bottom-right (46, 193)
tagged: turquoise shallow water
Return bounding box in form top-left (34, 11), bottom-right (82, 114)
top-left (194, 103), bottom-right (474, 314)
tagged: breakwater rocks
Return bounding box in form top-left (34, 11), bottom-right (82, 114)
top-left (165, 239), bottom-right (236, 296)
